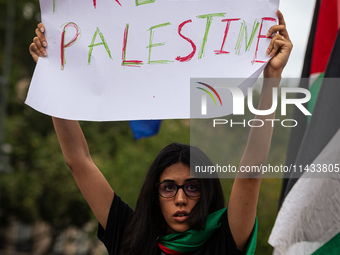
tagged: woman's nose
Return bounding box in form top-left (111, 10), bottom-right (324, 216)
top-left (175, 187), bottom-right (188, 205)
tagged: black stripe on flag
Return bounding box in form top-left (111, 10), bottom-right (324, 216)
top-left (278, 0), bottom-right (321, 208)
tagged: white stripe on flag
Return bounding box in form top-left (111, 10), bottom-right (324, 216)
top-left (269, 128), bottom-right (340, 255)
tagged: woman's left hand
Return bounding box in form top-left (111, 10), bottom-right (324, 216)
top-left (264, 10), bottom-right (293, 78)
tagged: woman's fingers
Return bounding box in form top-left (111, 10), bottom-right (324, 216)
top-left (29, 23), bottom-right (47, 63)
top-left (266, 25), bottom-right (288, 38)
top-left (266, 10), bottom-right (292, 57)
top-left (33, 34), bottom-right (43, 52)
top-left (267, 10), bottom-right (287, 35)
top-left (29, 42), bottom-right (40, 63)
top-left (37, 23), bottom-right (45, 33)
top-left (37, 23), bottom-right (47, 47)
top-left (266, 33), bottom-right (287, 57)
top-left (277, 10), bottom-right (286, 26)
top-left (264, 10), bottom-right (293, 77)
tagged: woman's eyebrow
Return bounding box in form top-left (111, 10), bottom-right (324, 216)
top-left (185, 178), bottom-right (199, 182)
top-left (160, 179), bottom-right (175, 183)
top-left (160, 178), bottom-right (198, 183)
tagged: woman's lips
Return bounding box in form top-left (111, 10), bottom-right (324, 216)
top-left (173, 215), bottom-right (189, 222)
top-left (173, 211), bottom-right (189, 222)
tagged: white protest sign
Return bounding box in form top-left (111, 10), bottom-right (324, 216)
top-left (26, 0), bottom-right (279, 121)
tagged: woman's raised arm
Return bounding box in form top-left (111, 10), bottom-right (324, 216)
top-left (227, 10), bottom-right (293, 250)
top-left (30, 25), bottom-right (114, 229)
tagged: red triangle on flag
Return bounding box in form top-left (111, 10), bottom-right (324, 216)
top-left (310, 0), bottom-right (339, 75)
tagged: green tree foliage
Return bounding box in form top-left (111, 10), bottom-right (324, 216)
top-left (0, 0), bottom-right (94, 252)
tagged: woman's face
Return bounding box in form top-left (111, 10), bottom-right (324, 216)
top-left (158, 162), bottom-right (200, 234)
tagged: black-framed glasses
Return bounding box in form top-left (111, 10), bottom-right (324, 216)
top-left (156, 181), bottom-right (201, 198)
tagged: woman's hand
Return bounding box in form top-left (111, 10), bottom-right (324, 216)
top-left (29, 23), bottom-right (48, 63)
top-left (264, 10), bottom-right (293, 78)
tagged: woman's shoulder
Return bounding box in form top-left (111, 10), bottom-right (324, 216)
top-left (106, 193), bottom-right (134, 222)
top-left (97, 193), bottom-right (134, 255)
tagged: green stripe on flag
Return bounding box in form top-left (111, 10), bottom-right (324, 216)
top-left (311, 231), bottom-right (340, 255)
top-left (307, 73), bottom-right (324, 123)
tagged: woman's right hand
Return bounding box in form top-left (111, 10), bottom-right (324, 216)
top-left (29, 23), bottom-right (48, 63)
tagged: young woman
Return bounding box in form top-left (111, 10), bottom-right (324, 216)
top-left (29, 10), bottom-right (292, 255)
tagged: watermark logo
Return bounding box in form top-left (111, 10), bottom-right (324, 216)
top-left (191, 78), bottom-right (313, 128)
top-left (196, 82), bottom-right (223, 115)
top-left (197, 83), bottom-right (311, 116)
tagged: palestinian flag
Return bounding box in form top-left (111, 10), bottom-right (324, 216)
top-left (269, 0), bottom-right (340, 254)
top-left (278, 0), bottom-right (339, 207)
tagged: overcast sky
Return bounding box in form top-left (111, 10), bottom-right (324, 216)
top-left (279, 0), bottom-right (315, 78)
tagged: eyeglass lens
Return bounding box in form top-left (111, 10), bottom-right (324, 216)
top-left (158, 182), bottom-right (201, 198)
